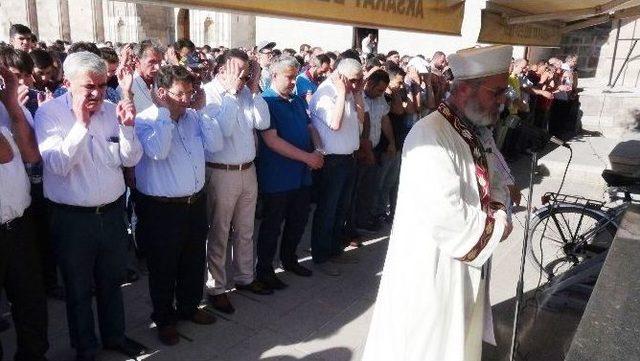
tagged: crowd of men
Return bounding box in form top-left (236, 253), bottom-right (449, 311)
top-left (0, 23), bottom-right (580, 361)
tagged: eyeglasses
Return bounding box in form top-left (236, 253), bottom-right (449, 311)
top-left (166, 89), bottom-right (196, 100)
top-left (347, 77), bottom-right (363, 84)
top-left (479, 85), bottom-right (511, 100)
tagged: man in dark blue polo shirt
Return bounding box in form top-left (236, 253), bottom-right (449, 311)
top-left (256, 56), bottom-right (324, 290)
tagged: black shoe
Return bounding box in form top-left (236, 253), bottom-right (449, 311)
top-left (283, 263), bottom-right (312, 277)
top-left (258, 274), bottom-right (288, 290)
top-left (207, 293), bottom-right (235, 314)
top-left (104, 336), bottom-right (147, 358)
top-left (235, 280), bottom-right (274, 295)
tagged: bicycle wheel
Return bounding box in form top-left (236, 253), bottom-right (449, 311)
top-left (527, 205), bottom-right (617, 282)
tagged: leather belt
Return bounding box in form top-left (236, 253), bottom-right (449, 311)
top-left (144, 189), bottom-right (204, 205)
top-left (49, 195), bottom-right (124, 215)
top-left (206, 161), bottom-right (254, 171)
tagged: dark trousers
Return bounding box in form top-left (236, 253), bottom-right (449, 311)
top-left (256, 187), bottom-right (311, 278)
top-left (49, 197), bottom-right (128, 357)
top-left (136, 194), bottom-right (208, 327)
top-left (311, 155), bottom-right (356, 263)
top-left (0, 210), bottom-right (49, 361)
top-left (352, 162), bottom-right (380, 227)
top-left (30, 182), bottom-right (59, 291)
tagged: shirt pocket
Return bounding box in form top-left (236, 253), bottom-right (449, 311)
top-left (98, 136), bottom-right (121, 168)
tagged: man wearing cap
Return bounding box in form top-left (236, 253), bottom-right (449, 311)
top-left (363, 46), bottom-right (514, 361)
top-left (256, 41), bottom-right (276, 92)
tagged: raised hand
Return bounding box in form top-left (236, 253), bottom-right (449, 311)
top-left (17, 84), bottom-right (30, 106)
top-left (0, 65), bottom-right (19, 106)
top-left (72, 92), bottom-right (92, 126)
top-left (117, 64), bottom-right (135, 99)
top-left (247, 59), bottom-right (262, 94)
top-left (190, 87), bottom-right (206, 110)
top-left (116, 99), bottom-right (136, 127)
top-left (333, 74), bottom-right (348, 96)
top-left (38, 87), bottom-right (54, 105)
top-left (222, 59), bottom-right (243, 94)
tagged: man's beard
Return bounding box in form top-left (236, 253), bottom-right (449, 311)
top-left (463, 98), bottom-right (498, 127)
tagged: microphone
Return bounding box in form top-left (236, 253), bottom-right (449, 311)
top-left (549, 136), bottom-right (571, 149)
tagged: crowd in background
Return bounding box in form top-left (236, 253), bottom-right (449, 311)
top-left (0, 23), bottom-right (580, 361)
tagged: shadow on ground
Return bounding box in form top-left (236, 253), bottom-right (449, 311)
top-left (483, 286), bottom-right (584, 361)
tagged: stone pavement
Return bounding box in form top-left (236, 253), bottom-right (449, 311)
top-left (1, 130), bottom-right (634, 361)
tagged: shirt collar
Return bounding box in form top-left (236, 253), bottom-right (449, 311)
top-left (212, 77), bottom-right (229, 95)
top-left (265, 86), bottom-right (294, 102)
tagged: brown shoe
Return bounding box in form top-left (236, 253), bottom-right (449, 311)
top-left (187, 309), bottom-right (217, 325)
top-left (158, 325), bottom-right (179, 346)
top-left (207, 293), bottom-right (235, 314)
top-left (235, 280), bottom-right (274, 295)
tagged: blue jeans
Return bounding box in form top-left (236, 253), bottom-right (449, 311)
top-left (311, 154), bottom-right (356, 263)
top-left (50, 197), bottom-right (128, 357)
top-left (373, 152), bottom-right (401, 217)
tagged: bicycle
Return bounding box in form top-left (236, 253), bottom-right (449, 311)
top-left (527, 169), bottom-right (640, 284)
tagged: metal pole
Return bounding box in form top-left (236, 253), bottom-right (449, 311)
top-left (509, 151), bottom-right (538, 361)
top-left (608, 19), bottom-right (622, 87)
top-left (612, 39), bottom-right (637, 87)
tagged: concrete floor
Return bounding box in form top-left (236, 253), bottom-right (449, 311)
top-left (1, 131), bottom-right (629, 361)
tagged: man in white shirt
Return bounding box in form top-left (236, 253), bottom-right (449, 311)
top-left (354, 69), bottom-right (393, 232)
top-left (122, 40), bottom-right (164, 113)
top-left (0, 65), bottom-right (48, 361)
top-left (309, 58), bottom-right (364, 276)
top-left (134, 65), bottom-right (222, 345)
top-left (34, 52), bottom-right (145, 361)
top-left (201, 49), bottom-right (270, 314)
top-left (361, 33), bottom-right (376, 55)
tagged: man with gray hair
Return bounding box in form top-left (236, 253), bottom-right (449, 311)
top-left (309, 57), bottom-right (364, 276)
top-left (35, 51), bottom-right (145, 361)
top-left (255, 56), bottom-right (324, 289)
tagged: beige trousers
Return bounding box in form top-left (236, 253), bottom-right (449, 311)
top-left (205, 166), bottom-right (258, 295)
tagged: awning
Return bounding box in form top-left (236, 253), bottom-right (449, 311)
top-left (138, 0), bottom-right (465, 35)
top-left (479, 0), bottom-right (640, 47)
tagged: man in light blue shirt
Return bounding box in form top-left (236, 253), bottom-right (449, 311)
top-left (134, 65), bottom-right (222, 346)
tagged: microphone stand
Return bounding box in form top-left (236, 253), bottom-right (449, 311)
top-left (509, 150), bottom-right (538, 361)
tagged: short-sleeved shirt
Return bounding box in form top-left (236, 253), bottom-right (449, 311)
top-left (257, 87), bottom-right (313, 194)
top-left (295, 71), bottom-right (319, 98)
top-left (364, 94), bottom-right (390, 148)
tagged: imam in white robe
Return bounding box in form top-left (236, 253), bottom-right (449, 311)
top-left (362, 103), bottom-right (510, 361)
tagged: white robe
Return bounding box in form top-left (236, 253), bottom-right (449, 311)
top-left (362, 106), bottom-right (510, 361)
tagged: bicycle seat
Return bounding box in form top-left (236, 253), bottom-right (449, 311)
top-left (602, 169), bottom-right (640, 187)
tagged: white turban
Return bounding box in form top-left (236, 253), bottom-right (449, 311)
top-left (448, 45), bottom-right (513, 80)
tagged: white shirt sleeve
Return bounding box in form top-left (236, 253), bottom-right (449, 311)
top-left (197, 110), bottom-right (224, 154)
top-left (251, 93), bottom-right (270, 130)
top-left (118, 124), bottom-right (143, 167)
top-left (35, 109), bottom-right (90, 177)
